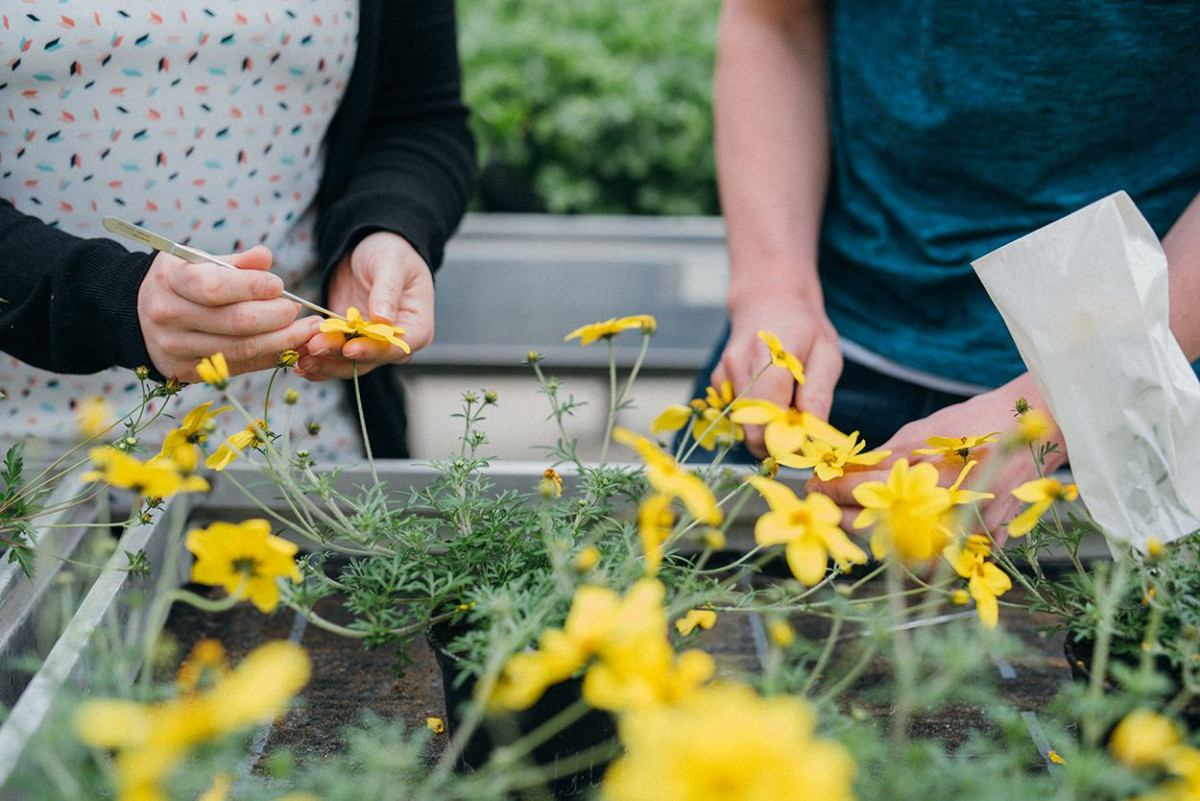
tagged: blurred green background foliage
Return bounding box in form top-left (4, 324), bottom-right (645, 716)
top-left (458, 0), bottom-right (722, 215)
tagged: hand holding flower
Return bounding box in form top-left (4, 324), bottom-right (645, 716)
top-left (297, 231), bottom-right (433, 380)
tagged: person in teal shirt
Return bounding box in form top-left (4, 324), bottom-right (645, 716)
top-left (707, 0), bottom-right (1200, 533)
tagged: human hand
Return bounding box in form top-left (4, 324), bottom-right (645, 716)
top-left (138, 247), bottom-right (320, 382)
top-left (808, 382), bottom-right (1068, 539)
top-left (296, 232), bottom-right (434, 381)
top-left (713, 293), bottom-right (842, 458)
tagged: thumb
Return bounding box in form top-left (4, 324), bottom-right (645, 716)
top-left (367, 265), bottom-right (405, 324)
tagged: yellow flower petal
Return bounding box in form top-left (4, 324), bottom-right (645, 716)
top-left (675, 609), bottom-right (717, 636)
top-left (195, 353), bottom-right (230, 389)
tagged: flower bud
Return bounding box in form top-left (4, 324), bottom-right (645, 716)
top-left (767, 619), bottom-right (795, 648)
top-left (574, 546), bottom-right (600, 572)
top-left (284, 388), bottom-right (300, 405)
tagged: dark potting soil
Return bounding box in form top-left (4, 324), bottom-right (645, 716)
top-left (161, 579), bottom-right (1073, 775)
top-left (162, 587), bottom-right (449, 764)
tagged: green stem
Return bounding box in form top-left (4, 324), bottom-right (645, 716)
top-left (353, 361), bottom-right (378, 486)
top-left (599, 338), bottom-right (619, 465)
top-left (800, 613), bottom-right (844, 696)
top-left (139, 498), bottom-right (189, 691)
top-left (1082, 557), bottom-right (1130, 747)
top-left (886, 561), bottom-right (917, 751)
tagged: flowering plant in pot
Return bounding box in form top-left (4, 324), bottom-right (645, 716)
top-left (14, 307), bottom-right (1200, 801)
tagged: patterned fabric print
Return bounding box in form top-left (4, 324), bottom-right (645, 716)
top-left (0, 1), bottom-right (363, 463)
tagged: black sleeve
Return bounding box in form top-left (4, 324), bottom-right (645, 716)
top-left (314, 0), bottom-right (477, 276)
top-left (0, 200), bottom-right (155, 375)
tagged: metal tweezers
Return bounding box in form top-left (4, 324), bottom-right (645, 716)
top-left (103, 216), bottom-right (345, 321)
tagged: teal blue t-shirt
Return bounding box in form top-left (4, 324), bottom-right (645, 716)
top-left (820, 0), bottom-right (1200, 387)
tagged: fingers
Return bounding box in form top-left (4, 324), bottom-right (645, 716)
top-left (157, 316), bottom-right (323, 382)
top-left (301, 231), bottom-right (436, 380)
top-left (170, 259), bottom-right (286, 306)
top-left (715, 331), bottom-right (794, 458)
top-left (794, 336), bottom-right (842, 421)
top-left (138, 249), bottom-right (321, 380)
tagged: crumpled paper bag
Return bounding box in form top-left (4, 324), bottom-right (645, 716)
top-left (972, 190), bottom-right (1200, 551)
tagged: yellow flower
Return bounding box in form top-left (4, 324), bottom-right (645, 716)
top-left (746, 477), bottom-right (867, 585)
top-left (201, 640), bottom-right (312, 732)
top-left (492, 580), bottom-right (713, 713)
top-left (1109, 709), bottom-right (1181, 770)
top-left (776, 430), bottom-right (890, 481)
top-left (1047, 749), bottom-right (1065, 765)
top-left (651, 382), bottom-right (744, 451)
top-left (278, 349), bottom-right (300, 367)
top-left (175, 639), bottom-right (231, 692)
top-left (205, 420), bottom-right (269, 471)
top-left (729, 399), bottom-right (831, 459)
top-left (76, 395), bottom-right (116, 440)
top-left (426, 717), bottom-right (445, 734)
top-left (913, 432), bottom-right (1001, 461)
top-left (638, 492), bottom-right (675, 575)
top-left (602, 683), bottom-right (856, 801)
top-left (584, 627), bottom-right (713, 713)
top-left (492, 583), bottom-right (639, 711)
top-left (675, 609), bottom-right (717, 636)
top-left (564, 314), bottom-right (657, 345)
top-left (852, 459), bottom-right (954, 562)
top-left (1007, 478), bottom-right (1079, 537)
top-left (651, 404), bottom-right (693, 435)
top-left (614, 428), bottom-right (723, 525)
top-left (74, 640), bottom-right (309, 801)
top-left (945, 535), bottom-right (1012, 629)
top-left (946, 460), bottom-right (995, 506)
top-left (574, 545), bottom-right (600, 572)
top-left (767, 619), bottom-right (796, 648)
top-left (158, 401), bottom-right (229, 474)
top-left (82, 446), bottom-right (210, 499)
top-left (319, 306), bottom-right (411, 353)
top-left (196, 352), bottom-right (230, 389)
top-left (186, 519), bottom-right (302, 612)
top-left (950, 588), bottom-right (970, 606)
top-left (757, 330), bottom-right (806, 385)
top-left (1014, 408), bottom-right (1053, 444)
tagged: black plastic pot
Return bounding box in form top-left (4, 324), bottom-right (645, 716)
top-left (1064, 637), bottom-right (1200, 731)
top-left (428, 624), bottom-right (618, 799)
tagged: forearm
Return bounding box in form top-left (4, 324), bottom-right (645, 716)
top-left (1162, 190), bottom-right (1200, 361)
top-left (715, 0), bottom-right (829, 310)
top-left (316, 0), bottom-right (475, 278)
top-left (0, 201), bottom-right (153, 374)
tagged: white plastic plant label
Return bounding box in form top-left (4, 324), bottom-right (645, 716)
top-left (972, 190), bottom-right (1200, 551)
